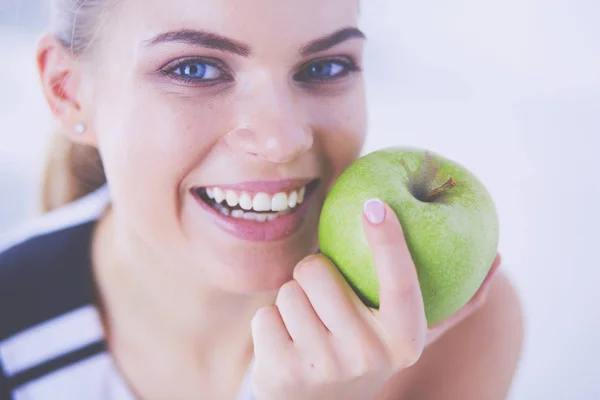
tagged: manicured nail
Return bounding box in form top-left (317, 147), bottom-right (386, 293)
top-left (364, 198), bottom-right (386, 225)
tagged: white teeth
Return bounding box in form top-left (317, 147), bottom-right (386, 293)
top-left (297, 186), bottom-right (305, 204)
top-left (214, 203), bottom-right (230, 216)
top-left (213, 187), bottom-right (225, 203)
top-left (204, 184), bottom-right (308, 219)
top-left (288, 191), bottom-right (298, 208)
top-left (253, 192), bottom-right (271, 212)
top-left (225, 190), bottom-right (239, 207)
top-left (232, 210), bottom-right (276, 222)
top-left (231, 210), bottom-right (244, 218)
top-left (239, 192), bottom-right (253, 210)
top-left (271, 192), bottom-right (289, 212)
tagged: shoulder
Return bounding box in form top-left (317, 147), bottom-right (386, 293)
top-left (0, 190), bottom-right (111, 397)
top-left (383, 271), bottom-right (524, 400)
top-left (0, 186), bottom-right (110, 341)
top-left (0, 220), bottom-right (98, 340)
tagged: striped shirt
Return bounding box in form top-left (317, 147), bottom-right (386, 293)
top-left (0, 187), bottom-right (254, 399)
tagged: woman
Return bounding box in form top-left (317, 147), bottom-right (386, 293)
top-left (0, 0), bottom-right (524, 399)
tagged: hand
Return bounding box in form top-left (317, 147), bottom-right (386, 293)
top-left (250, 199), bottom-right (501, 400)
top-left (425, 251), bottom-right (501, 347)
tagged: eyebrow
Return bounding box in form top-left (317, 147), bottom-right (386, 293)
top-left (300, 27), bottom-right (366, 56)
top-left (144, 27), bottom-right (366, 57)
top-left (145, 29), bottom-right (251, 57)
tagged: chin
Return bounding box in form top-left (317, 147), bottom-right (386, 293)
top-left (197, 224), bottom-right (320, 295)
top-left (217, 230), bottom-right (318, 294)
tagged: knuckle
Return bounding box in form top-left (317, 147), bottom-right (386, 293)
top-left (252, 305), bottom-right (276, 327)
top-left (277, 280), bottom-right (302, 302)
top-left (395, 340), bottom-right (424, 368)
top-left (349, 344), bottom-right (388, 378)
top-left (360, 341), bottom-right (390, 375)
top-left (339, 329), bottom-right (391, 378)
top-left (293, 254), bottom-right (329, 282)
top-left (256, 304), bottom-right (278, 318)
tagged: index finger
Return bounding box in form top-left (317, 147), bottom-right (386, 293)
top-left (362, 199), bottom-right (427, 356)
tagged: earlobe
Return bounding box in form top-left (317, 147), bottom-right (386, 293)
top-left (74, 123), bottom-right (86, 134)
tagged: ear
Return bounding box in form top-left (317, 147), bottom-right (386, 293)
top-left (36, 34), bottom-right (97, 146)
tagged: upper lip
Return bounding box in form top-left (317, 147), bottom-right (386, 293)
top-left (193, 178), bottom-right (318, 195)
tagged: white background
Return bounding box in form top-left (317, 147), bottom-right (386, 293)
top-left (1, 0), bottom-right (599, 398)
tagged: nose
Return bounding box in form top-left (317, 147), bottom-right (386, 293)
top-left (225, 76), bottom-right (314, 164)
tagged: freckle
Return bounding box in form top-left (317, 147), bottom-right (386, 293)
top-left (310, 363), bottom-right (315, 369)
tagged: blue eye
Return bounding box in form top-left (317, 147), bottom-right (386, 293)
top-left (308, 62), bottom-right (345, 78)
top-left (172, 61), bottom-right (222, 80)
top-left (294, 57), bottom-right (360, 83)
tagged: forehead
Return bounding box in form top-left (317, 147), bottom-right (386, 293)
top-left (110, 0), bottom-right (359, 49)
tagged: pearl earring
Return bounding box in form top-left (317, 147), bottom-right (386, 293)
top-left (75, 123), bottom-right (86, 134)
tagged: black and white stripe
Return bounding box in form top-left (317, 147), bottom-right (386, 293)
top-left (0, 187), bottom-right (133, 399)
top-left (0, 186), bottom-right (255, 399)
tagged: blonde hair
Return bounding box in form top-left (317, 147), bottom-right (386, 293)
top-left (42, 0), bottom-right (116, 212)
top-left (41, 0), bottom-right (361, 212)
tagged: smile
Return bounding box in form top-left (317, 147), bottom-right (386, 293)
top-left (191, 179), bottom-right (320, 241)
top-left (196, 184), bottom-right (307, 221)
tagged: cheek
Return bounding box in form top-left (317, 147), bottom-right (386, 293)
top-left (93, 85), bottom-right (229, 228)
top-left (313, 93), bottom-right (367, 188)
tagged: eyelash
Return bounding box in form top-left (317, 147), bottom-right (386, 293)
top-left (294, 56), bottom-right (362, 83)
top-left (158, 56), bottom-right (361, 86)
top-left (158, 57), bottom-right (233, 86)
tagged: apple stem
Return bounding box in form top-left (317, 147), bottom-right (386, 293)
top-left (425, 178), bottom-right (457, 202)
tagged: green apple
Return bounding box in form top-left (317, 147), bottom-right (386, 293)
top-left (318, 146), bottom-right (499, 326)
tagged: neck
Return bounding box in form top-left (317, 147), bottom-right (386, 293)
top-left (91, 207), bottom-right (274, 373)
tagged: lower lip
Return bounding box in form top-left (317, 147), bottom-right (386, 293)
top-left (191, 188), bottom-right (316, 242)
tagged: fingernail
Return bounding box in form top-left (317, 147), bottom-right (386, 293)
top-left (364, 198), bottom-right (386, 225)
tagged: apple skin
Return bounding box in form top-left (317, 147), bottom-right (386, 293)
top-left (318, 146), bottom-right (499, 326)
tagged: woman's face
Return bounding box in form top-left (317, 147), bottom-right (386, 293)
top-left (87, 0), bottom-right (367, 292)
